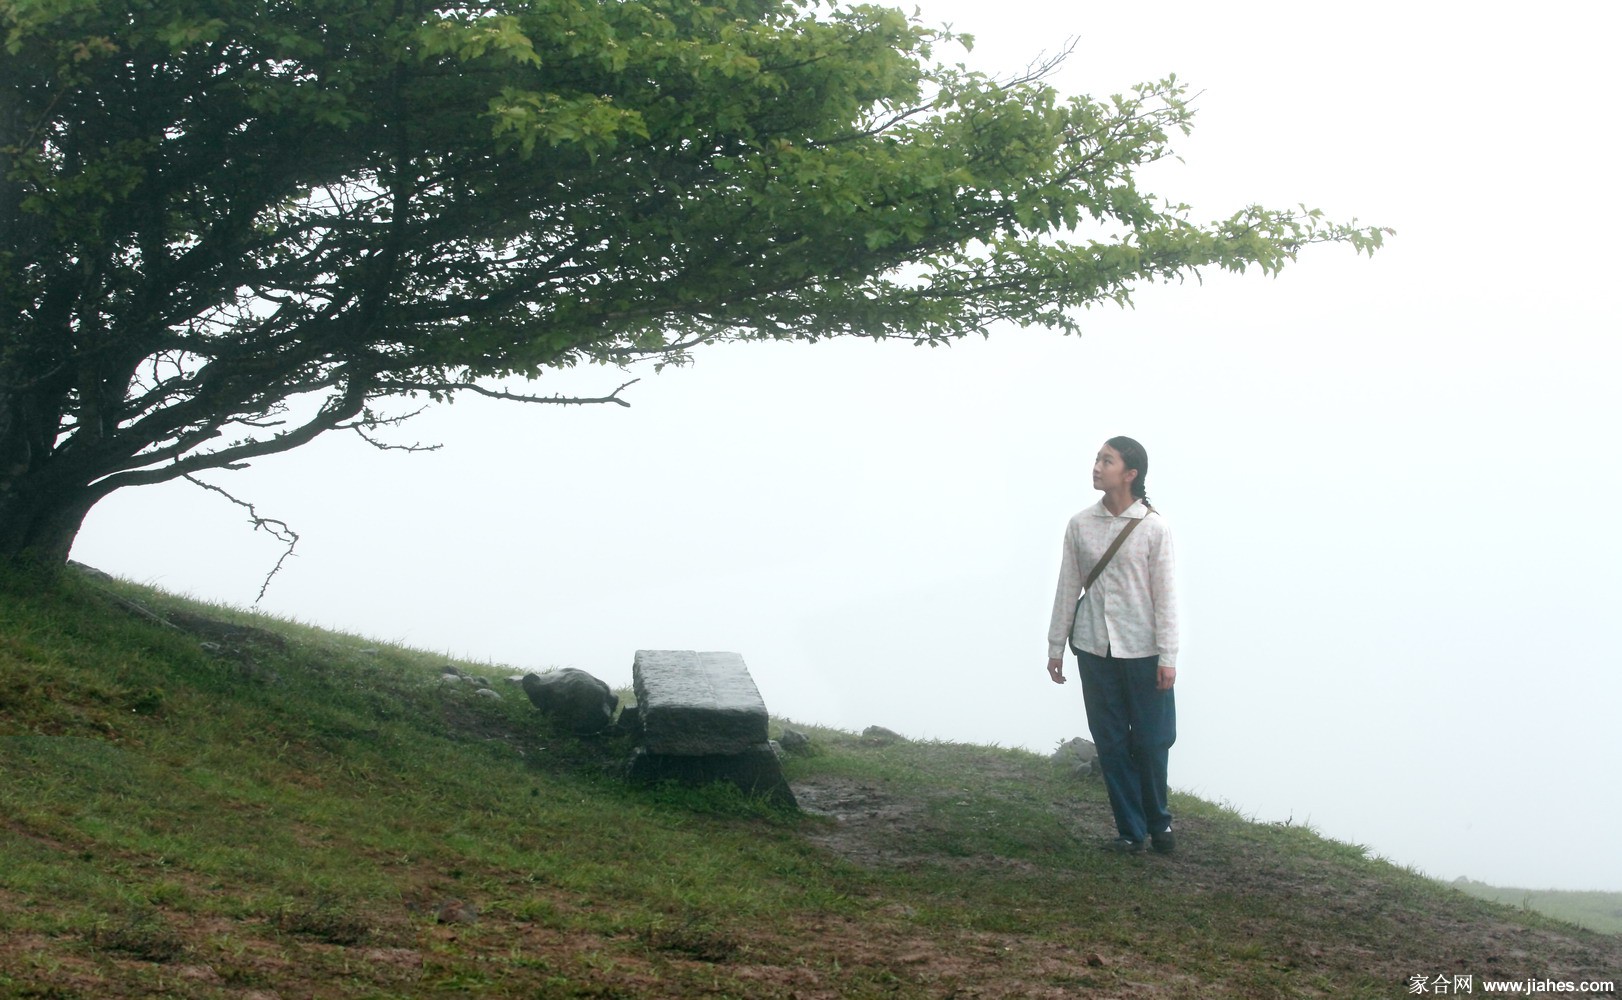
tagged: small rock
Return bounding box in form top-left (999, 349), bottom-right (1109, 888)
top-left (860, 725), bottom-right (906, 746)
top-left (68, 560), bottom-right (115, 582)
top-left (473, 687), bottom-right (501, 700)
top-left (1052, 736), bottom-right (1098, 779)
top-left (778, 728), bottom-right (814, 756)
top-left (433, 900), bottom-right (478, 925)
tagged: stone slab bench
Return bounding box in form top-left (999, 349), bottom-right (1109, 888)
top-left (628, 649), bottom-right (795, 808)
top-left (632, 650), bottom-right (769, 755)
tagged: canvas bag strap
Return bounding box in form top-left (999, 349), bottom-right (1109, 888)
top-left (1083, 504), bottom-right (1154, 592)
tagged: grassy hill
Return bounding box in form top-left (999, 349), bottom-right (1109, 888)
top-left (2, 567), bottom-right (1617, 999)
top-left (1448, 881), bottom-right (1622, 937)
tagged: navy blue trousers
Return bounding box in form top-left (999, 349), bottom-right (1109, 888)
top-left (1076, 649), bottom-right (1176, 842)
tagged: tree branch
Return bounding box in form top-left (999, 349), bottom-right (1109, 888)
top-left (373, 378), bottom-right (641, 407)
top-left (88, 370), bottom-right (371, 491)
top-left (337, 405), bottom-right (443, 452)
top-left (182, 474), bottom-right (300, 603)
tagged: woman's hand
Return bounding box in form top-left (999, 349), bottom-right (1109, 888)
top-left (1157, 665), bottom-right (1177, 691)
top-left (1047, 657), bottom-right (1066, 684)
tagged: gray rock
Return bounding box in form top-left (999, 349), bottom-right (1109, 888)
top-left (1051, 736), bottom-right (1098, 778)
top-left (167, 610), bottom-right (287, 650)
top-left (860, 725), bottom-right (905, 746)
top-left (433, 900), bottom-right (479, 925)
top-left (633, 650), bottom-right (768, 756)
top-left (473, 687), bottom-right (502, 700)
top-left (777, 728), bottom-right (814, 756)
top-left (441, 666), bottom-right (492, 687)
top-left (68, 560), bottom-right (116, 582)
top-left (521, 668), bottom-right (618, 735)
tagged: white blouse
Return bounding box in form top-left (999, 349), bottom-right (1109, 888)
top-left (1046, 499), bottom-right (1180, 667)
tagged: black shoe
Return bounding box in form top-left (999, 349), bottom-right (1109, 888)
top-left (1150, 829), bottom-right (1176, 854)
top-left (1103, 837), bottom-right (1144, 854)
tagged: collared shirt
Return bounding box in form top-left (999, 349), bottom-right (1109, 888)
top-left (1047, 499), bottom-right (1180, 666)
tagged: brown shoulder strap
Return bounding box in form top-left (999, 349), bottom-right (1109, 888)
top-left (1083, 505), bottom-right (1154, 591)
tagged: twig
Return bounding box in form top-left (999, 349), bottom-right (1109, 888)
top-left (183, 475), bottom-right (300, 603)
top-left (373, 378), bottom-right (641, 407)
top-left (350, 426), bottom-right (442, 452)
top-left (337, 405), bottom-right (443, 452)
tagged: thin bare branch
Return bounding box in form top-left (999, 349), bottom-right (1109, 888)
top-left (350, 426), bottom-right (442, 452)
top-left (183, 474), bottom-right (300, 603)
top-left (998, 40), bottom-right (1078, 92)
top-left (373, 379), bottom-right (641, 408)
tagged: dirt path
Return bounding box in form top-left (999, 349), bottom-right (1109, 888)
top-left (790, 772), bottom-right (1622, 997)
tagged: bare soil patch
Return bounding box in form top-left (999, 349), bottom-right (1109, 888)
top-left (789, 771), bottom-right (1622, 996)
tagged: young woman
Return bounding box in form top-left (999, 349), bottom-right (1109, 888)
top-left (1045, 436), bottom-right (1180, 853)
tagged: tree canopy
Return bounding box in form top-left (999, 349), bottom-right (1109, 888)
top-left (0, 0), bottom-right (1386, 564)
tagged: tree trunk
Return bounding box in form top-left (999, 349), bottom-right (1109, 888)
top-left (0, 473), bottom-right (99, 566)
top-left (0, 398), bottom-right (100, 566)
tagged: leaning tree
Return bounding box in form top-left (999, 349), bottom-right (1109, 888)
top-left (0, 0), bottom-right (1385, 564)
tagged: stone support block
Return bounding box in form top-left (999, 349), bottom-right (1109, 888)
top-left (626, 744), bottom-right (797, 809)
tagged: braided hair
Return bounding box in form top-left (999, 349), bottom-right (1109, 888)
top-left (1105, 435), bottom-right (1151, 507)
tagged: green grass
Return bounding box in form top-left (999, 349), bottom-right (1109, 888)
top-left (1, 566), bottom-right (1617, 999)
top-left (1449, 879), bottom-right (1622, 935)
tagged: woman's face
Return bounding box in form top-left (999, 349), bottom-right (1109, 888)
top-left (1092, 444), bottom-right (1136, 495)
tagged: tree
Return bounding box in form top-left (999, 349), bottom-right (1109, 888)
top-left (0, 0), bottom-right (1386, 565)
